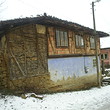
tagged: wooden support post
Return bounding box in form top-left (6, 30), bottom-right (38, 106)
top-left (10, 49), bottom-right (26, 76)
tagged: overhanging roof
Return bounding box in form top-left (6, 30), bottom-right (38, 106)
top-left (0, 15), bottom-right (109, 37)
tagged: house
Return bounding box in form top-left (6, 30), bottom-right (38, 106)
top-left (100, 48), bottom-right (110, 68)
top-left (0, 15), bottom-right (109, 93)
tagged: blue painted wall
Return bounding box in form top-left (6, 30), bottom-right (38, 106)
top-left (48, 56), bottom-right (100, 82)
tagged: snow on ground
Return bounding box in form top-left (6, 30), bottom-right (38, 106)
top-left (1, 85), bottom-right (110, 110)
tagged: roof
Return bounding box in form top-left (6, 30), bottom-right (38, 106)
top-left (101, 47), bottom-right (110, 50)
top-left (0, 14), bottom-right (109, 37)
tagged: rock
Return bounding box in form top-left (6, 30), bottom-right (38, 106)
top-left (21, 94), bottom-right (27, 99)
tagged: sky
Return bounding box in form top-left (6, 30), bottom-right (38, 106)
top-left (0, 0), bottom-right (110, 48)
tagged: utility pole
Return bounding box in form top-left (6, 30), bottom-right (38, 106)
top-left (92, 1), bottom-right (101, 87)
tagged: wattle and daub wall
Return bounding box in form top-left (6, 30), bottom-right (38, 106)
top-left (0, 24), bottom-right (100, 93)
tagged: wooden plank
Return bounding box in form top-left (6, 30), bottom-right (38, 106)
top-left (48, 34), bottom-right (56, 54)
top-left (10, 48), bottom-right (26, 76)
top-left (20, 28), bottom-right (27, 75)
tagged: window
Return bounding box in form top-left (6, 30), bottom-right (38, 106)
top-left (90, 37), bottom-right (95, 49)
top-left (75, 35), bottom-right (84, 47)
top-left (101, 53), bottom-right (108, 59)
top-left (105, 54), bottom-right (108, 59)
top-left (101, 54), bottom-right (103, 59)
top-left (56, 30), bottom-right (68, 47)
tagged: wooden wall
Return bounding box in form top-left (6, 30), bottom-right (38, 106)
top-left (0, 36), bottom-right (8, 89)
top-left (47, 27), bottom-right (100, 56)
top-left (47, 26), bottom-right (100, 93)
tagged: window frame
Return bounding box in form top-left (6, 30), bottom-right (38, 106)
top-left (90, 36), bottom-right (95, 49)
top-left (101, 53), bottom-right (108, 60)
top-left (105, 53), bottom-right (108, 59)
top-left (75, 34), bottom-right (84, 48)
top-left (55, 29), bottom-right (69, 48)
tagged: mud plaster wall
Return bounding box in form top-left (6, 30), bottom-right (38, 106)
top-left (48, 74), bottom-right (98, 92)
top-left (9, 74), bottom-right (50, 93)
top-left (48, 56), bottom-right (100, 81)
top-left (47, 27), bottom-right (101, 92)
top-left (47, 27), bottom-right (100, 56)
top-left (48, 56), bottom-right (101, 92)
top-left (0, 24), bottom-right (50, 93)
top-left (0, 36), bottom-right (8, 89)
top-left (0, 24), bottom-right (101, 93)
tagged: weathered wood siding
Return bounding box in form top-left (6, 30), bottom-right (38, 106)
top-left (47, 27), bottom-right (100, 56)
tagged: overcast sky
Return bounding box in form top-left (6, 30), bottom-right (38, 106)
top-left (0, 0), bottom-right (110, 48)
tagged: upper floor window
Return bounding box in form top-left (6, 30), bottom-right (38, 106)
top-left (56, 30), bottom-right (68, 47)
top-left (90, 37), bottom-right (95, 49)
top-left (75, 35), bottom-right (84, 47)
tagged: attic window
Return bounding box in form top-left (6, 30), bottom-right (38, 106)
top-left (90, 37), bottom-right (95, 49)
top-left (75, 35), bottom-right (84, 47)
top-left (56, 30), bottom-right (68, 47)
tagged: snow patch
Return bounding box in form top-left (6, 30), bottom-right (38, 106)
top-left (1, 86), bottom-right (110, 110)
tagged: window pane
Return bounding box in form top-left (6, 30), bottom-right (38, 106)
top-left (105, 54), bottom-right (108, 59)
top-left (55, 30), bottom-right (68, 47)
top-left (60, 31), bottom-right (65, 46)
top-left (75, 35), bottom-right (79, 46)
top-left (75, 35), bottom-right (84, 47)
top-left (56, 30), bottom-right (60, 46)
top-left (80, 37), bottom-right (84, 46)
top-left (90, 37), bottom-right (95, 49)
top-left (101, 54), bottom-right (103, 59)
top-left (64, 32), bottom-right (68, 46)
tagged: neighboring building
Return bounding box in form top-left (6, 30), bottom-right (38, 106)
top-left (0, 15), bottom-right (109, 93)
top-left (100, 48), bottom-right (110, 67)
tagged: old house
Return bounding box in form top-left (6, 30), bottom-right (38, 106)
top-left (101, 48), bottom-right (110, 68)
top-left (0, 15), bottom-right (109, 93)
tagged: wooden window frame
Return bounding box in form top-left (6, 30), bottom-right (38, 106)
top-left (75, 35), bottom-right (84, 48)
top-left (55, 29), bottom-right (69, 48)
top-left (101, 53), bottom-right (108, 60)
top-left (105, 53), bottom-right (108, 59)
top-left (90, 36), bottom-right (95, 49)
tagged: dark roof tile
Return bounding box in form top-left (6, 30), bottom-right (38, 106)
top-left (0, 15), bottom-right (109, 37)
